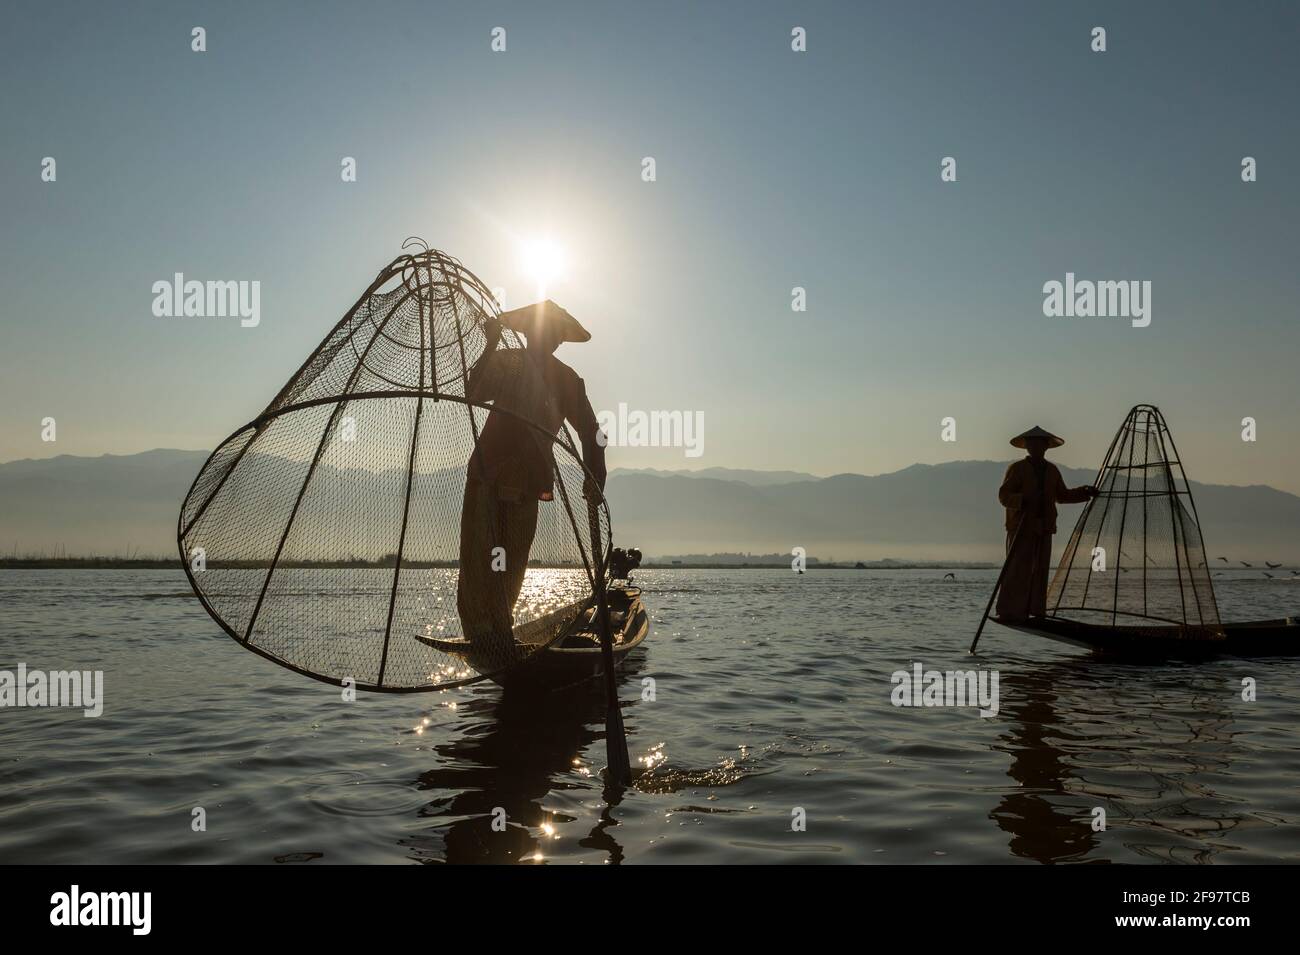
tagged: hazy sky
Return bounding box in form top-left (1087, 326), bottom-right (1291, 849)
top-left (2, 2), bottom-right (1298, 489)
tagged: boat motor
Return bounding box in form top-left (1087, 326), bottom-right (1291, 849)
top-left (609, 546), bottom-right (642, 582)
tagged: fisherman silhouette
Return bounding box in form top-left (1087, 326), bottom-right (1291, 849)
top-left (995, 426), bottom-right (1097, 622)
top-left (456, 300), bottom-right (607, 661)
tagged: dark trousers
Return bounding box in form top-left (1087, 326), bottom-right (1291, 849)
top-left (996, 529), bottom-right (1052, 620)
top-left (456, 478), bottom-right (538, 664)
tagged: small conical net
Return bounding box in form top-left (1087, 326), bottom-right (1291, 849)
top-left (1046, 405), bottom-right (1222, 637)
top-left (178, 245), bottom-right (610, 690)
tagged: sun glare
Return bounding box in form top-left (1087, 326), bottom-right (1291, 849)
top-left (519, 237), bottom-right (567, 293)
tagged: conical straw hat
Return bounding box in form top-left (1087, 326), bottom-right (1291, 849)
top-left (1010, 425), bottom-right (1064, 449)
top-left (498, 300), bottom-right (591, 343)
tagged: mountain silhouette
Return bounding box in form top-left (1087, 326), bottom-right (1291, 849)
top-left (2, 452), bottom-right (1298, 562)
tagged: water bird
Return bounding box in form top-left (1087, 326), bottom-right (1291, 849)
top-left (943, 572), bottom-right (956, 580)
top-left (1267, 561), bottom-right (1282, 569)
top-left (1240, 561), bottom-right (1253, 568)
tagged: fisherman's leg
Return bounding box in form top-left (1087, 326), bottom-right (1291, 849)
top-left (456, 480), bottom-right (488, 636)
top-left (996, 530), bottom-right (1031, 621)
top-left (1028, 533), bottom-right (1052, 617)
top-left (457, 480), bottom-right (512, 657)
top-left (478, 492), bottom-right (520, 658)
top-left (502, 498), bottom-right (539, 613)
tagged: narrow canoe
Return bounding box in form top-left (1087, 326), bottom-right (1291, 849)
top-left (416, 585), bottom-right (650, 689)
top-left (993, 615), bottom-right (1300, 659)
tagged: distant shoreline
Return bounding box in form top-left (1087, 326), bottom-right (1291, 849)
top-left (0, 557), bottom-right (1000, 571)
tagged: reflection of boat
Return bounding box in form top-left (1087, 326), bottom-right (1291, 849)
top-left (991, 666), bottom-right (1101, 863)
top-left (415, 585), bottom-right (650, 689)
top-left (409, 654), bottom-right (647, 864)
top-left (994, 615), bottom-right (1300, 659)
top-left (992, 662), bottom-right (1244, 863)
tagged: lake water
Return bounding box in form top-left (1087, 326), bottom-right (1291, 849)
top-left (2, 568), bottom-right (1298, 864)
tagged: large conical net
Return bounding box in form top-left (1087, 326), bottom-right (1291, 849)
top-left (178, 245), bottom-right (610, 691)
top-left (1046, 405), bottom-right (1222, 637)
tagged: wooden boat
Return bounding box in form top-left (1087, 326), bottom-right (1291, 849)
top-left (415, 585), bottom-right (650, 689)
top-left (993, 615), bottom-right (1300, 659)
top-left (177, 245), bottom-right (648, 698)
top-left (984, 405), bottom-right (1300, 661)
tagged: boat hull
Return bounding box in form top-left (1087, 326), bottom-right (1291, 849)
top-left (992, 615), bottom-right (1300, 659)
top-left (415, 586), bottom-right (650, 690)
top-left (493, 586), bottom-right (650, 691)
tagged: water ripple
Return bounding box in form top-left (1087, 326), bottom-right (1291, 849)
top-left (1, 568), bottom-right (1298, 863)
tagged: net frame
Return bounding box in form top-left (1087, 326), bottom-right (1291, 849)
top-left (177, 244), bottom-right (612, 692)
top-left (1045, 404), bottom-right (1223, 637)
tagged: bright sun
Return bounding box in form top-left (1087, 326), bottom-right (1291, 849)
top-left (519, 237), bottom-right (567, 292)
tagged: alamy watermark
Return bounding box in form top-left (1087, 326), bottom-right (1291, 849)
top-left (0, 664), bottom-right (103, 717)
top-left (1042, 272), bottom-right (1150, 328)
top-left (597, 403), bottom-right (704, 458)
top-left (152, 273), bottom-right (260, 327)
top-left (891, 662), bottom-right (999, 718)
top-left (50, 885), bottom-right (150, 935)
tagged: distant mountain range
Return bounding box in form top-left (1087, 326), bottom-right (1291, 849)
top-left (2, 452), bottom-right (1299, 563)
top-left (608, 463), bottom-right (1300, 562)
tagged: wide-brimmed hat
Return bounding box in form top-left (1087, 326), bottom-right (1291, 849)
top-left (1010, 425), bottom-right (1065, 449)
top-left (497, 300), bottom-right (591, 344)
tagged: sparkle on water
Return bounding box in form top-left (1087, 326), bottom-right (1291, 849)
top-left (2, 567), bottom-right (1298, 863)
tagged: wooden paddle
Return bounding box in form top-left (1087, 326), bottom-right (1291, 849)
top-left (587, 493), bottom-right (632, 786)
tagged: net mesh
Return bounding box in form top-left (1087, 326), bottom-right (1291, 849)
top-left (1047, 405), bottom-right (1222, 636)
top-left (178, 245), bottom-right (610, 690)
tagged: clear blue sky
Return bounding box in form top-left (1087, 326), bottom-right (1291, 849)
top-left (2, 1), bottom-right (1297, 489)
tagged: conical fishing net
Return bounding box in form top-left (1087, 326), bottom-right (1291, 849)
top-left (1046, 405), bottom-right (1222, 637)
top-left (178, 244), bottom-right (611, 690)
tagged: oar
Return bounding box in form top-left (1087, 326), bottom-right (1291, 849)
top-left (587, 494), bottom-right (632, 787)
top-left (969, 513), bottom-right (1027, 654)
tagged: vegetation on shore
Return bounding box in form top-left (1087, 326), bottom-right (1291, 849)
top-left (0, 555), bottom-right (998, 570)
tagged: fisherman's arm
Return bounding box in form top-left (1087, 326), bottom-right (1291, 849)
top-left (465, 319), bottom-right (502, 401)
top-left (1054, 469), bottom-right (1097, 504)
top-left (564, 373), bottom-right (607, 490)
